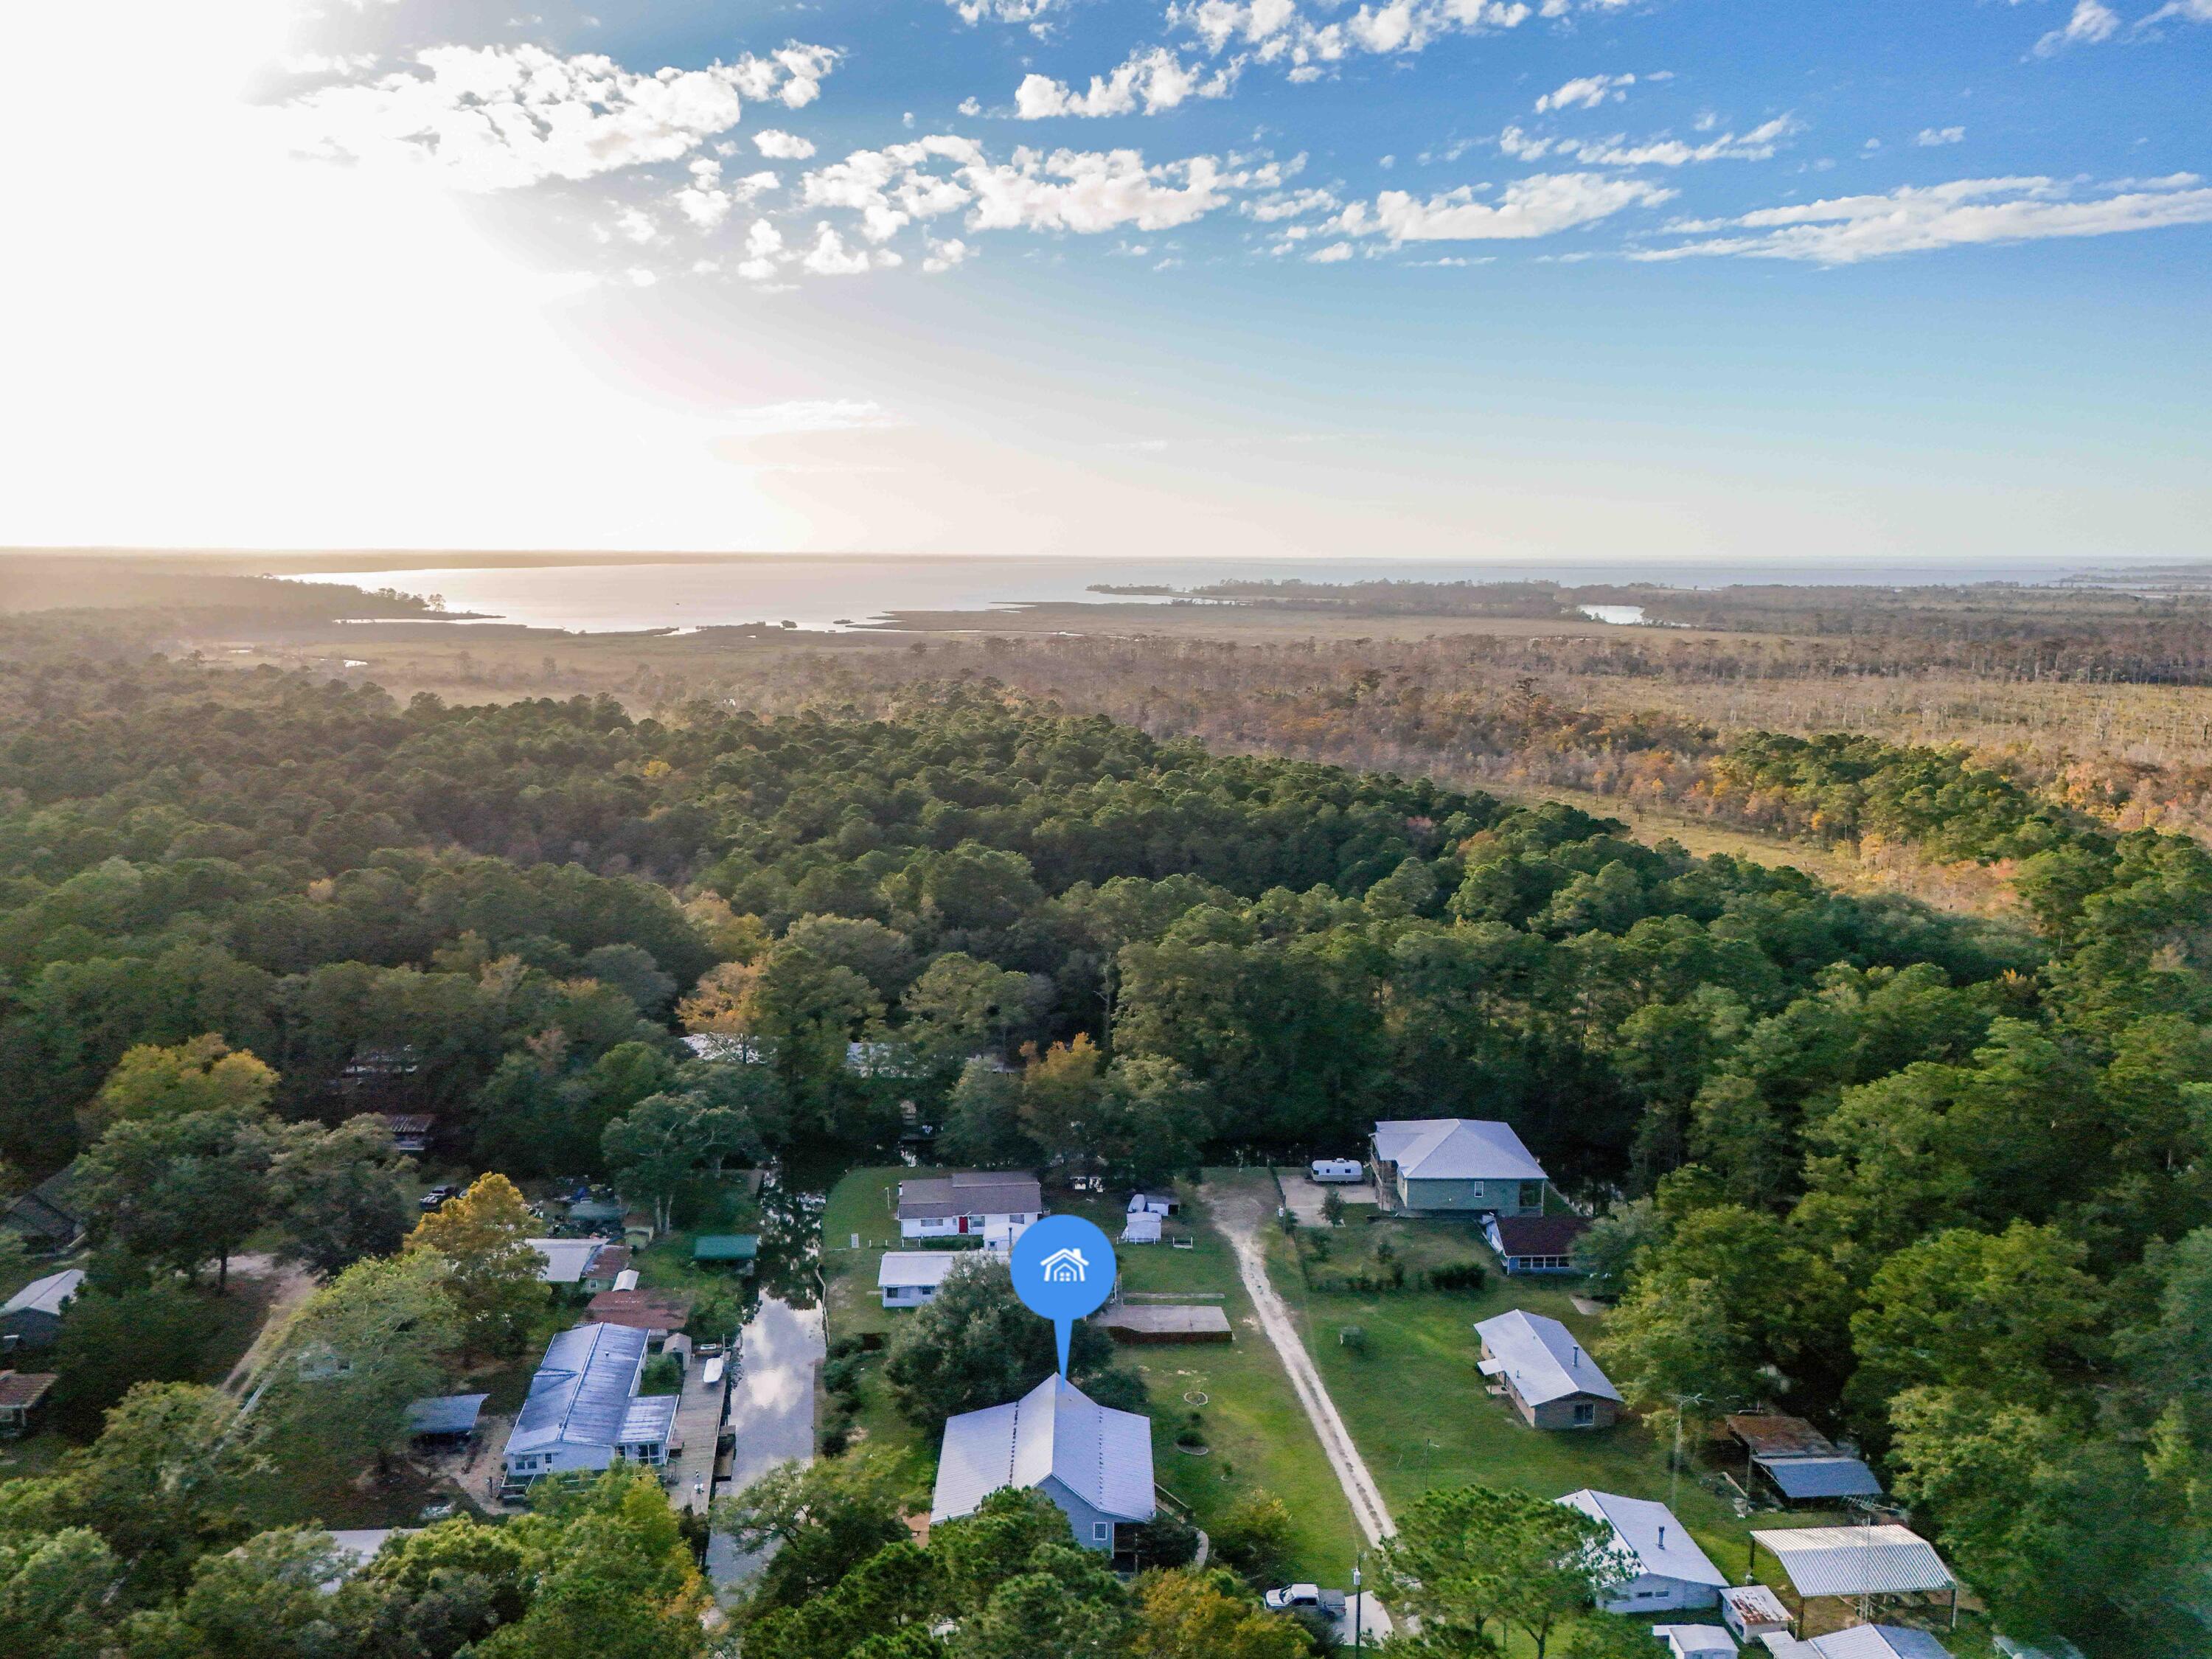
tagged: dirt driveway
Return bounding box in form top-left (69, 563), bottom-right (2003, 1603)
top-left (1200, 1175), bottom-right (1395, 1548)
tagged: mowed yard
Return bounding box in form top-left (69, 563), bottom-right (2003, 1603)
top-left (817, 1166), bottom-right (1361, 1582)
top-left (1231, 1169), bottom-right (1925, 1636)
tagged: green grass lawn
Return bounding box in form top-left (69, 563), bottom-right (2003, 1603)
top-left (1228, 1170), bottom-right (1855, 1613)
top-left (815, 1166), bottom-right (1360, 1582)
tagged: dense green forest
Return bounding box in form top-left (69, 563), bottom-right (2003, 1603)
top-left (3, 654), bottom-right (2211, 1652)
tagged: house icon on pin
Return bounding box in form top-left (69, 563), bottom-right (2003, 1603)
top-left (1040, 1247), bottom-right (1089, 1283)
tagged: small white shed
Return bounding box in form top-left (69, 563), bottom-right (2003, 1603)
top-left (1122, 1211), bottom-right (1163, 1244)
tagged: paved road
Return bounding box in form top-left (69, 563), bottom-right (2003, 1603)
top-left (704, 1296), bottom-right (825, 1591)
top-left (1202, 1176), bottom-right (1396, 1548)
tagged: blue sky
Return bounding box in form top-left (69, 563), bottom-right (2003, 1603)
top-left (1, 0), bottom-right (2207, 557)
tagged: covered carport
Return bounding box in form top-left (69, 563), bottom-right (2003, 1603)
top-left (1749, 1523), bottom-right (1958, 1634)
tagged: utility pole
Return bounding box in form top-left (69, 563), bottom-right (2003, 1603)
top-left (1352, 1551), bottom-right (1365, 1653)
top-left (1669, 1391), bottom-right (1708, 1517)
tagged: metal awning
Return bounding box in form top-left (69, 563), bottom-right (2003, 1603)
top-left (1753, 1525), bottom-right (1953, 1599)
top-left (1756, 1454), bottom-right (1884, 1500)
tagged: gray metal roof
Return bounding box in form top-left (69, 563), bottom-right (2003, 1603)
top-left (507, 1323), bottom-right (649, 1455)
top-left (931, 1373), bottom-right (1155, 1526)
top-left (1475, 1309), bottom-right (1621, 1407)
top-left (406, 1393), bottom-right (488, 1436)
top-left (1753, 1525), bottom-right (1954, 1599)
top-left (1811, 1627), bottom-right (1954, 1659)
top-left (526, 1238), bottom-right (602, 1284)
top-left (1655, 1627), bottom-right (1740, 1657)
top-left (619, 1392), bottom-right (680, 1447)
top-left (1757, 1454), bottom-right (1884, 1500)
top-left (1, 1268), bottom-right (83, 1319)
top-left (878, 1251), bottom-right (967, 1290)
top-left (1373, 1119), bottom-right (1548, 1182)
top-left (1560, 1489), bottom-right (1728, 1589)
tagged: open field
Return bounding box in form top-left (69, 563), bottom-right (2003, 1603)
top-left (815, 1165), bottom-right (1361, 1582)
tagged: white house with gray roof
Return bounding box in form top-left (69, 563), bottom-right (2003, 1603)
top-left (897, 1171), bottom-right (1043, 1241)
top-left (878, 1251), bottom-right (967, 1307)
top-left (1476, 1308), bottom-right (1622, 1429)
top-left (930, 1373), bottom-right (1155, 1552)
top-left (498, 1323), bottom-right (677, 1498)
top-left (1371, 1119), bottom-right (1548, 1214)
top-left (1561, 1487), bottom-right (1729, 1613)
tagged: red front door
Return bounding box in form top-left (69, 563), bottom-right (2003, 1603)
top-left (957, 1215), bottom-right (970, 1234)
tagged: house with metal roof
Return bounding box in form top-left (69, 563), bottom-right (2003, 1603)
top-left (1371, 1119), bottom-right (1548, 1215)
top-left (0, 1369), bottom-right (58, 1438)
top-left (526, 1237), bottom-right (605, 1287)
top-left (897, 1171), bottom-right (1043, 1241)
top-left (0, 1268), bottom-right (83, 1352)
top-left (1561, 1488), bottom-right (1728, 1613)
top-left (931, 1373), bottom-right (1155, 1552)
top-left (879, 1250), bottom-right (970, 1307)
top-left (498, 1323), bottom-right (679, 1498)
top-left (1475, 1309), bottom-right (1621, 1430)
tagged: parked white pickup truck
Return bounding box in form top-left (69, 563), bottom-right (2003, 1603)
top-left (1263, 1584), bottom-right (1347, 1615)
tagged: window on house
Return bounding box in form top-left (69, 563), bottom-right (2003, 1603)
top-left (1573, 1402), bottom-right (1596, 1426)
top-left (1093, 1523), bottom-right (1110, 1543)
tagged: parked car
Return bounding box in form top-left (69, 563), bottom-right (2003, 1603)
top-left (1309, 1159), bottom-right (1366, 1184)
top-left (1263, 1585), bottom-right (1345, 1615)
top-left (419, 1184), bottom-right (459, 1212)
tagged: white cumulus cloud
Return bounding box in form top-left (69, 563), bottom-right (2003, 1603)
top-left (2034, 0), bottom-right (2120, 54)
top-left (754, 129), bottom-right (817, 159)
top-left (1014, 47), bottom-right (1240, 117)
top-left (1637, 174), bottom-right (2212, 263)
top-left (1335, 170), bottom-right (1674, 241)
top-left (1498, 116), bottom-right (1796, 167)
top-left (1915, 125), bottom-right (1966, 146)
top-left (1535, 72), bottom-right (1633, 112)
top-left (282, 42), bottom-right (840, 190)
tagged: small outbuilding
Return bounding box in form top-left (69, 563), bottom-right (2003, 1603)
top-left (1475, 1309), bottom-right (1621, 1430)
top-left (692, 1234), bottom-right (759, 1271)
top-left (585, 1287), bottom-right (694, 1338)
top-left (406, 1392), bottom-right (489, 1442)
top-left (1127, 1193), bottom-right (1179, 1216)
top-left (1122, 1211), bottom-right (1163, 1244)
top-left (1750, 1525), bottom-right (1957, 1631)
top-left (1725, 1413), bottom-right (1882, 1504)
top-left (1096, 1304), bottom-right (1233, 1343)
top-left (374, 1113), bottom-right (436, 1154)
top-left (879, 1251), bottom-right (968, 1308)
top-left (1718, 1584), bottom-right (1792, 1643)
top-left (0, 1369), bottom-right (58, 1437)
top-left (1559, 1488), bottom-right (1728, 1613)
top-left (1655, 1626), bottom-right (1740, 1659)
top-left (0, 1163), bottom-right (86, 1255)
top-left (1484, 1213), bottom-right (1591, 1275)
top-left (1803, 1628), bottom-right (1953, 1659)
top-left (0, 1268), bottom-right (83, 1352)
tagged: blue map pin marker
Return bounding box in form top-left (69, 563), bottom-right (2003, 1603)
top-left (1010, 1214), bottom-right (1116, 1377)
